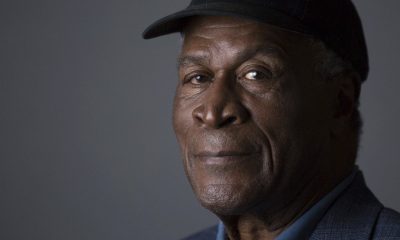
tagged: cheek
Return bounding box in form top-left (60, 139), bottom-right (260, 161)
top-left (243, 89), bottom-right (310, 172)
top-left (250, 85), bottom-right (334, 185)
top-left (244, 91), bottom-right (288, 145)
top-left (172, 101), bottom-right (195, 185)
top-left (172, 96), bottom-right (195, 154)
top-left (246, 97), bottom-right (289, 174)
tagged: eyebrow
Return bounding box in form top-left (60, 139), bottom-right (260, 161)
top-left (177, 45), bottom-right (286, 69)
top-left (177, 54), bottom-right (210, 70)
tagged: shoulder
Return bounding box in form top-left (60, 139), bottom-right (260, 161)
top-left (180, 225), bottom-right (218, 240)
top-left (372, 207), bottom-right (400, 239)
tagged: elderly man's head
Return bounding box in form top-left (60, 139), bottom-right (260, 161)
top-left (172, 15), bottom-right (361, 223)
top-left (143, 0), bottom-right (370, 234)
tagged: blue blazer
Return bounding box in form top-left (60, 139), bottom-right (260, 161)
top-left (182, 171), bottom-right (400, 240)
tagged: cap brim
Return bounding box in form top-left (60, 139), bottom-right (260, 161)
top-left (142, 3), bottom-right (311, 39)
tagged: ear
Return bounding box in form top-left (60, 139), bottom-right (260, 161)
top-left (331, 71), bottom-right (361, 134)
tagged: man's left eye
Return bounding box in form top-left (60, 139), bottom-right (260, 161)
top-left (243, 70), bottom-right (272, 80)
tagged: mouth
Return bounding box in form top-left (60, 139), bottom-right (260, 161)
top-left (193, 150), bottom-right (261, 165)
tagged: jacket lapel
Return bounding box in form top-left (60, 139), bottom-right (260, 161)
top-left (310, 171), bottom-right (383, 240)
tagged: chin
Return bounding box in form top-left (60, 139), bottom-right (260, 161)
top-left (194, 183), bottom-right (262, 216)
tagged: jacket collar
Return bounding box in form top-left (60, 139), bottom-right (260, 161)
top-left (310, 171), bottom-right (383, 240)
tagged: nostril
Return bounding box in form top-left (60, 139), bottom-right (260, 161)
top-left (191, 101), bottom-right (248, 128)
top-left (195, 115), bottom-right (204, 124)
top-left (192, 105), bottom-right (206, 125)
top-left (224, 116), bottom-right (237, 125)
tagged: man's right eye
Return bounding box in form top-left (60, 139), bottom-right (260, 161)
top-left (186, 74), bottom-right (210, 85)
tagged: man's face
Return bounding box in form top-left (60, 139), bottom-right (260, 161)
top-left (173, 16), bottom-right (338, 215)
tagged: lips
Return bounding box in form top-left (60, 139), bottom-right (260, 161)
top-left (187, 131), bottom-right (262, 165)
top-left (195, 150), bottom-right (256, 157)
top-left (193, 150), bottom-right (260, 165)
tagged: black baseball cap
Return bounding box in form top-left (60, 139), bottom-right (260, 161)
top-left (143, 0), bottom-right (369, 81)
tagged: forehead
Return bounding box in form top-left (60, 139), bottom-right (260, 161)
top-left (180, 16), bottom-right (313, 62)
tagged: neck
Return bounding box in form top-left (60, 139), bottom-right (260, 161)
top-left (218, 166), bottom-right (353, 240)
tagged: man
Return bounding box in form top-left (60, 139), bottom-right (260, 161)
top-left (143, 0), bottom-right (400, 239)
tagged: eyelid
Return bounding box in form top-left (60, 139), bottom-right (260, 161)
top-left (239, 60), bottom-right (284, 79)
top-left (180, 63), bottom-right (209, 79)
top-left (239, 65), bottom-right (273, 78)
top-left (183, 71), bottom-right (213, 85)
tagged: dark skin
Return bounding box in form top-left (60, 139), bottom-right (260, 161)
top-left (173, 16), bottom-right (359, 240)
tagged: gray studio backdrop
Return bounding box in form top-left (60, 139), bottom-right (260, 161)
top-left (0, 0), bottom-right (399, 239)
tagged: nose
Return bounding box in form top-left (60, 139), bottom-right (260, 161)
top-left (192, 82), bottom-right (249, 129)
